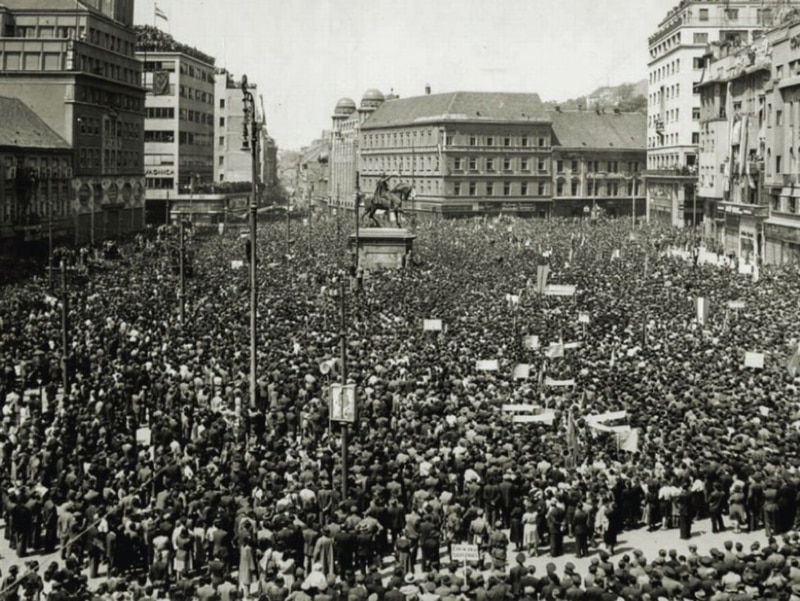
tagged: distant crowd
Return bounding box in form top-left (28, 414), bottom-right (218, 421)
top-left (1, 213), bottom-right (800, 601)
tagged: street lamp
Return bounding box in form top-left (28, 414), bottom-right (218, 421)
top-left (242, 75), bottom-right (262, 410)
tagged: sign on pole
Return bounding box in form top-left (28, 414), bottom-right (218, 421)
top-left (511, 364), bottom-right (530, 380)
top-left (578, 312), bottom-right (590, 324)
top-left (231, 260), bottom-right (244, 270)
top-left (545, 284), bottom-right (577, 297)
top-left (330, 383), bottom-right (357, 423)
top-left (450, 543), bottom-right (481, 563)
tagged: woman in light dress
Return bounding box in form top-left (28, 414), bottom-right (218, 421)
top-left (522, 499), bottom-right (540, 556)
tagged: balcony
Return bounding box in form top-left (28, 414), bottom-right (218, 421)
top-left (643, 167), bottom-right (698, 180)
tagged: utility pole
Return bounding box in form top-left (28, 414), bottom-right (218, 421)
top-left (178, 219), bottom-right (186, 324)
top-left (60, 259), bottom-right (69, 395)
top-left (339, 277), bottom-right (349, 500)
top-left (242, 74), bottom-right (261, 411)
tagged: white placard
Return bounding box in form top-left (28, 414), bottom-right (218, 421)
top-left (744, 352), bottom-right (765, 369)
top-left (585, 410), bottom-right (628, 423)
top-left (578, 312), bottom-right (590, 324)
top-left (476, 360), bottom-right (499, 371)
top-left (423, 319), bottom-right (443, 331)
top-left (545, 284), bottom-right (577, 297)
top-left (544, 377), bottom-right (575, 387)
top-left (522, 335), bottom-right (540, 350)
top-left (450, 543), bottom-right (481, 562)
top-left (728, 300), bottom-right (745, 310)
top-left (502, 404), bottom-right (540, 412)
top-left (231, 260), bottom-right (244, 270)
top-left (513, 412), bottom-right (556, 424)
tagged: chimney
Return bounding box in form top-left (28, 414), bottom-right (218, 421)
top-left (425, 84), bottom-right (431, 95)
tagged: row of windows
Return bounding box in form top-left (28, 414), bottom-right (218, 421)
top-left (650, 31), bottom-right (680, 60)
top-left (146, 107), bottom-right (175, 119)
top-left (453, 156), bottom-right (549, 172)
top-left (361, 131), bottom-right (547, 149)
top-left (77, 86), bottom-right (143, 113)
top-left (648, 132), bottom-right (700, 149)
top-left (145, 130), bottom-right (174, 143)
top-left (651, 59), bottom-right (680, 84)
top-left (78, 148), bottom-right (141, 170)
top-left (554, 160), bottom-right (640, 174)
top-left (145, 154), bottom-right (175, 166)
top-left (0, 194), bottom-right (72, 225)
top-left (146, 177), bottom-right (174, 190)
top-left (646, 153), bottom-right (696, 169)
top-left (179, 85), bottom-right (213, 105)
top-left (78, 54), bottom-right (139, 86)
top-left (181, 109), bottom-right (213, 125)
top-left (179, 62), bottom-right (214, 84)
top-left (555, 181), bottom-right (640, 197)
top-left (79, 117), bottom-right (141, 141)
top-left (11, 24), bottom-right (135, 57)
top-left (452, 181), bottom-right (548, 197)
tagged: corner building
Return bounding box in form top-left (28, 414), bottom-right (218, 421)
top-left (358, 91), bottom-right (553, 216)
top-left (646, 0), bottom-right (782, 228)
top-left (0, 0), bottom-right (146, 245)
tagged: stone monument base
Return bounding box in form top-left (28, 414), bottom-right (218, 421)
top-left (349, 228), bottom-right (416, 270)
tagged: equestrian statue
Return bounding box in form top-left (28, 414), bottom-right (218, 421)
top-left (361, 173), bottom-right (415, 228)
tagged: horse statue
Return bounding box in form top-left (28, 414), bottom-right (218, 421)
top-left (362, 182), bottom-right (415, 228)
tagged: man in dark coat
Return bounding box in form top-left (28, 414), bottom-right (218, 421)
top-left (678, 484), bottom-right (694, 540)
top-left (572, 504), bottom-right (589, 558)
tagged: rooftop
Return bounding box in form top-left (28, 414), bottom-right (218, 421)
top-left (361, 91), bottom-right (549, 129)
top-left (135, 25), bottom-right (215, 66)
top-left (0, 97), bottom-right (70, 150)
top-left (549, 110), bottom-right (646, 151)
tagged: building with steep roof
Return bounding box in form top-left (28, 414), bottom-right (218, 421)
top-left (550, 109), bottom-right (646, 219)
top-left (0, 0), bottom-right (146, 247)
top-left (0, 97), bottom-right (73, 256)
top-left (358, 90), bottom-right (553, 216)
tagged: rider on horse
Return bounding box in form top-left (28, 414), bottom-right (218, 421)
top-left (374, 172), bottom-right (394, 205)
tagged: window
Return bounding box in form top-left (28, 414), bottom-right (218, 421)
top-left (521, 182), bottom-right (528, 196)
top-left (607, 161), bottom-right (618, 173)
top-left (469, 135), bottom-right (477, 146)
top-left (468, 158), bottom-right (477, 171)
top-left (587, 160), bottom-right (598, 172)
top-left (219, 117), bottom-right (225, 127)
top-left (692, 132), bottom-right (700, 144)
top-left (520, 158), bottom-right (529, 171)
top-left (454, 182), bottom-right (461, 195)
top-left (503, 158), bottom-right (512, 171)
top-left (777, 110), bottom-right (784, 126)
top-left (486, 136), bottom-right (494, 147)
top-left (218, 156), bottom-right (224, 166)
top-left (503, 137), bottom-right (511, 147)
top-left (538, 159), bottom-right (547, 172)
top-left (693, 57), bottom-right (704, 70)
top-left (777, 65), bottom-right (784, 79)
top-left (486, 182), bottom-right (494, 196)
top-left (503, 182), bottom-right (511, 196)
top-left (486, 158), bottom-right (495, 171)
top-left (758, 8), bottom-right (773, 25)
top-left (219, 99), bottom-right (225, 109)
top-left (538, 182), bottom-right (546, 195)
top-left (556, 160), bottom-right (564, 173)
top-left (571, 160), bottom-right (579, 172)
top-left (454, 157), bottom-right (463, 170)
top-left (538, 137), bottom-right (547, 147)
top-left (699, 8), bottom-right (708, 21)
top-left (693, 33), bottom-right (708, 44)
top-left (725, 8), bottom-right (739, 20)
top-left (776, 155), bottom-right (782, 173)
top-left (692, 107), bottom-right (701, 120)
top-left (218, 136), bottom-right (224, 147)
top-left (521, 137), bottom-right (529, 147)
top-left (556, 181), bottom-right (564, 196)
top-left (608, 182), bottom-right (619, 196)
top-left (445, 135), bottom-right (453, 146)
top-left (468, 182), bottom-right (477, 196)
top-left (571, 181), bottom-right (579, 196)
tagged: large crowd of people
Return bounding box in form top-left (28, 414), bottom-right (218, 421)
top-left (1, 213), bottom-right (800, 601)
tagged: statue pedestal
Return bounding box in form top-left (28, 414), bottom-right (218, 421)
top-left (349, 228), bottom-right (416, 270)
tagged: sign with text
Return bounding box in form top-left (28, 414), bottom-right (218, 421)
top-left (502, 404), bottom-right (540, 412)
top-left (545, 284), bottom-right (577, 297)
top-left (450, 543), bottom-right (481, 562)
top-left (475, 359), bottom-right (499, 371)
top-left (578, 312), bottom-right (590, 324)
top-left (231, 260), bottom-right (244, 270)
top-left (728, 300), bottom-right (745, 310)
top-left (545, 377), bottom-right (575, 387)
top-left (511, 364), bottom-right (530, 380)
top-left (513, 412), bottom-right (556, 425)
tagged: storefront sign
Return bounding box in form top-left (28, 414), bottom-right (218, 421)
top-left (145, 167), bottom-right (175, 177)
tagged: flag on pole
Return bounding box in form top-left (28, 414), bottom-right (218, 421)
top-left (566, 408), bottom-right (578, 466)
top-left (155, 4), bottom-right (168, 21)
top-left (787, 344), bottom-right (800, 378)
top-left (642, 316), bottom-right (648, 347)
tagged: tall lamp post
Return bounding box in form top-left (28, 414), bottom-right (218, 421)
top-left (242, 75), bottom-right (262, 410)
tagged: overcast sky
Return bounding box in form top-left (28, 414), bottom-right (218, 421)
top-left (135, 0), bottom-right (677, 150)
